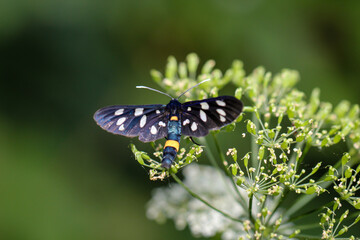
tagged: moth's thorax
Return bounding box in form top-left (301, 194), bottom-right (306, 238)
top-left (166, 99), bottom-right (182, 115)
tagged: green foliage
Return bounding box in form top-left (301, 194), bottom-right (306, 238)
top-left (130, 53), bottom-right (360, 239)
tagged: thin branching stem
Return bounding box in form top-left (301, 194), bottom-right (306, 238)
top-left (171, 173), bottom-right (244, 222)
top-left (199, 137), bottom-right (247, 208)
top-left (211, 134), bottom-right (248, 208)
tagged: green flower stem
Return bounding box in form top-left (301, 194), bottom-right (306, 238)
top-left (199, 137), bottom-right (247, 209)
top-left (248, 194), bottom-right (255, 224)
top-left (211, 133), bottom-right (226, 163)
top-left (285, 156), bottom-right (353, 217)
top-left (251, 112), bottom-right (259, 167)
top-left (266, 190), bottom-right (289, 225)
top-left (295, 142), bottom-right (311, 172)
top-left (211, 134), bottom-right (248, 208)
top-left (171, 173), bottom-right (243, 222)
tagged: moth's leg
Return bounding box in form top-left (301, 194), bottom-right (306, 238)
top-left (189, 136), bottom-right (201, 146)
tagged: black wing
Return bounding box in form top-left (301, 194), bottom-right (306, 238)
top-left (181, 96), bottom-right (243, 137)
top-left (93, 104), bottom-right (169, 142)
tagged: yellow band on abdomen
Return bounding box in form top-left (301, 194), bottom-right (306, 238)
top-left (164, 140), bottom-right (180, 152)
top-left (170, 116), bottom-right (178, 121)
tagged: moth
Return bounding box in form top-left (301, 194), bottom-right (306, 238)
top-left (93, 79), bottom-right (243, 169)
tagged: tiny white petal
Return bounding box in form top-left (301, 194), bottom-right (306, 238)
top-left (216, 100), bottom-right (226, 106)
top-left (116, 117), bottom-right (126, 126)
top-left (134, 108), bottom-right (144, 116)
top-left (115, 109), bottom-right (124, 115)
top-left (140, 115), bottom-right (147, 128)
top-left (220, 115), bottom-right (226, 122)
top-left (200, 102), bottom-right (209, 110)
top-left (200, 110), bottom-right (207, 122)
top-left (151, 125), bottom-right (157, 135)
top-left (119, 124), bottom-right (125, 131)
top-left (191, 122), bottom-right (197, 131)
top-left (216, 109), bottom-right (226, 116)
top-left (183, 119), bottom-right (190, 126)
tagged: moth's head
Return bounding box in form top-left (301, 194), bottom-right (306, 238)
top-left (167, 99), bottom-right (182, 115)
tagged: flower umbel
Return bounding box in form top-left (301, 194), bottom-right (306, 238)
top-left (132, 54), bottom-right (360, 239)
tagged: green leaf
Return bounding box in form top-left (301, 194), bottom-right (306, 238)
top-left (186, 53), bottom-right (199, 76)
top-left (150, 69), bottom-right (163, 85)
top-left (244, 156), bottom-right (248, 168)
top-left (278, 113), bottom-right (283, 125)
top-left (224, 123), bottom-right (235, 132)
top-left (335, 100), bottom-right (350, 118)
top-left (354, 213), bottom-right (360, 223)
top-left (321, 137), bottom-right (329, 147)
top-left (356, 164), bottom-right (360, 174)
top-left (201, 59), bottom-right (215, 74)
top-left (338, 226), bottom-right (348, 236)
top-left (311, 162), bottom-right (322, 174)
top-left (258, 146), bottom-right (265, 161)
top-left (349, 104), bottom-right (359, 119)
top-left (341, 153), bottom-right (350, 166)
top-left (333, 133), bottom-right (342, 144)
top-left (289, 229), bottom-right (301, 238)
top-left (308, 88), bottom-right (320, 115)
top-left (281, 140), bottom-right (289, 150)
top-left (236, 177), bottom-right (245, 186)
top-left (141, 153), bottom-right (150, 160)
top-left (340, 210), bottom-right (349, 222)
top-left (165, 56), bottom-right (177, 79)
top-left (135, 153), bottom-right (144, 165)
top-left (235, 87), bottom-right (243, 100)
top-left (231, 164), bottom-right (238, 176)
top-left (178, 62), bottom-right (187, 78)
top-left (345, 167), bottom-right (352, 178)
top-left (268, 129), bottom-right (275, 139)
top-left (261, 207), bottom-right (268, 218)
top-left (342, 125), bottom-right (352, 136)
top-left (296, 134), bottom-right (305, 142)
top-left (306, 186), bottom-right (316, 195)
top-left (247, 120), bottom-right (256, 135)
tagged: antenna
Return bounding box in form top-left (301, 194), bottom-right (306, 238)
top-left (136, 86), bottom-right (174, 99)
top-left (136, 78), bottom-right (211, 100)
top-left (176, 78), bottom-right (210, 100)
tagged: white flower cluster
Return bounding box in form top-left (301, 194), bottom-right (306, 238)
top-left (147, 163), bottom-right (250, 240)
top-left (146, 164), bottom-right (248, 239)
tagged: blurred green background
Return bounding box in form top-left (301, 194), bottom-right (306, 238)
top-left (1, 0), bottom-right (360, 239)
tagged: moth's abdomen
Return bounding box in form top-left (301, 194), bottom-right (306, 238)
top-left (162, 142), bottom-right (178, 168)
top-left (161, 116), bottom-right (181, 169)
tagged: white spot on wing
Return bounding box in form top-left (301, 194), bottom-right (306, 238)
top-left (151, 125), bottom-right (157, 135)
top-left (183, 119), bottom-right (190, 126)
top-left (134, 108), bottom-right (144, 116)
top-left (216, 109), bottom-right (226, 116)
top-left (115, 109), bottom-right (124, 115)
top-left (191, 122), bottom-right (197, 131)
top-left (200, 102), bottom-right (209, 110)
top-left (156, 110), bottom-right (161, 114)
top-left (216, 100), bottom-right (226, 106)
top-left (187, 107), bottom-right (191, 111)
top-left (220, 115), bottom-right (226, 122)
top-left (140, 115), bottom-right (147, 128)
top-left (159, 121), bottom-right (166, 127)
top-left (116, 117), bottom-right (126, 126)
top-left (119, 124), bottom-right (125, 131)
top-left (200, 110), bottom-right (207, 122)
